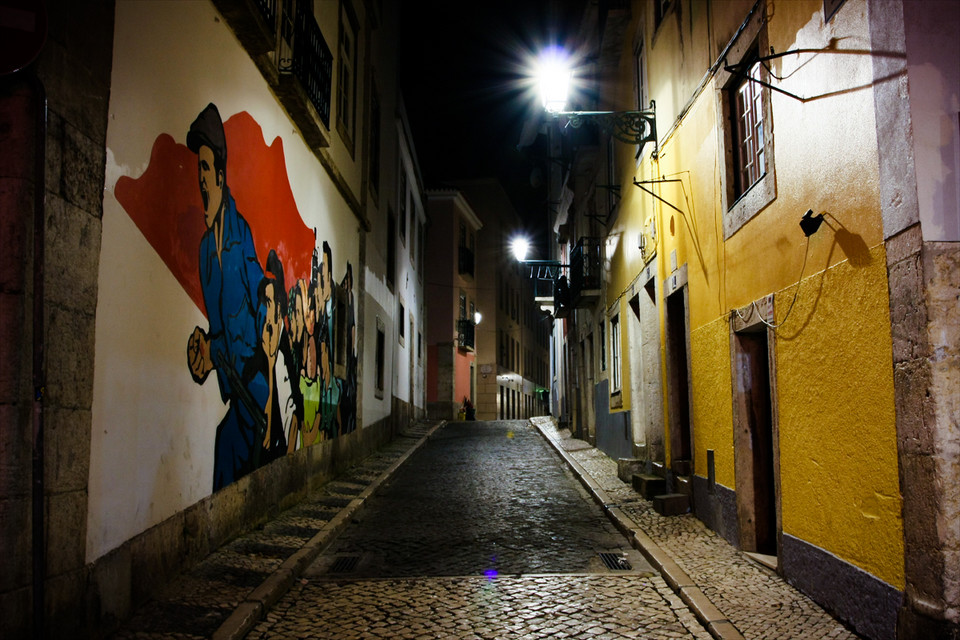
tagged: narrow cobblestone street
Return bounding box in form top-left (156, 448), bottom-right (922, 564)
top-left (247, 420), bottom-right (711, 639)
top-left (110, 418), bottom-right (861, 639)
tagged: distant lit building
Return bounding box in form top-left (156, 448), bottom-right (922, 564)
top-left (425, 190), bottom-right (483, 419)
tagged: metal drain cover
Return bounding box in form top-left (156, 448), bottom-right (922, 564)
top-left (328, 555), bottom-right (362, 574)
top-left (598, 552), bottom-right (632, 571)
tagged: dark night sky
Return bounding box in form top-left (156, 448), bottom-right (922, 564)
top-left (399, 2), bottom-right (580, 228)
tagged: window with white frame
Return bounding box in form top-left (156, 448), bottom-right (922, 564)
top-left (398, 171), bottom-right (407, 246)
top-left (610, 312), bottom-right (621, 393)
top-left (716, 3), bottom-right (775, 239)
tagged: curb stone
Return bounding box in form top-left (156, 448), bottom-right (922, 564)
top-left (212, 420), bottom-right (446, 640)
top-left (531, 418), bottom-right (746, 640)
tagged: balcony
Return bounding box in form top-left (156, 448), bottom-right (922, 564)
top-left (570, 236), bottom-right (602, 306)
top-left (212, 0), bottom-right (333, 150)
top-left (458, 245), bottom-right (475, 278)
top-left (457, 318), bottom-right (476, 351)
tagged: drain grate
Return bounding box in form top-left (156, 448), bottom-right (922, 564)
top-left (328, 555), bottom-right (362, 574)
top-left (599, 552), bottom-right (632, 571)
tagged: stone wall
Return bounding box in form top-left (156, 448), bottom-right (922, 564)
top-left (0, 2), bottom-right (116, 636)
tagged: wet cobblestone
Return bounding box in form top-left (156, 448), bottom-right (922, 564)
top-left (249, 574), bottom-right (711, 639)
top-left (531, 417), bottom-right (858, 640)
top-left (314, 420), bottom-right (637, 579)
top-left (111, 423), bottom-right (435, 639)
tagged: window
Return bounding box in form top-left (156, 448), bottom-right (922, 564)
top-left (731, 57), bottom-right (765, 197)
top-left (398, 300), bottom-right (405, 344)
top-left (409, 212), bottom-right (416, 259)
top-left (717, 5), bottom-right (775, 238)
top-left (386, 208), bottom-right (396, 288)
top-left (610, 313), bottom-right (621, 393)
top-left (599, 320), bottom-right (606, 372)
top-left (375, 317), bottom-right (385, 398)
top-left (368, 81), bottom-right (381, 197)
top-left (336, 0), bottom-right (358, 151)
top-left (634, 37), bottom-right (648, 110)
top-left (418, 220), bottom-right (425, 275)
top-left (417, 331), bottom-right (422, 362)
top-left (459, 292), bottom-right (467, 319)
top-left (398, 171), bottom-right (407, 246)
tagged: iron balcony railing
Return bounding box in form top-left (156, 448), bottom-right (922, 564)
top-left (569, 236), bottom-right (602, 303)
top-left (457, 318), bottom-right (476, 351)
top-left (290, 1), bottom-right (333, 128)
top-left (458, 245), bottom-right (475, 278)
top-left (253, 0), bottom-right (277, 26)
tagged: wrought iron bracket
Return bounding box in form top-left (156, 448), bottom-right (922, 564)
top-left (633, 178), bottom-right (685, 216)
top-left (556, 100), bottom-right (657, 155)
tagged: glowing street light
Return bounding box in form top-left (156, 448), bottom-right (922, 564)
top-left (537, 49), bottom-right (571, 113)
top-left (511, 237), bottom-right (531, 263)
top-left (534, 47), bottom-right (658, 151)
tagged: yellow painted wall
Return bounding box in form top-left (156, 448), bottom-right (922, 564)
top-left (775, 243), bottom-right (903, 588)
top-left (602, 0), bottom-right (903, 589)
top-left (689, 317), bottom-right (736, 490)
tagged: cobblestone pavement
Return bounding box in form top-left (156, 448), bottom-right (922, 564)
top-left (249, 420), bottom-right (714, 639)
top-left (313, 419), bottom-right (641, 577)
top-left (111, 422), bottom-right (437, 640)
top-left (530, 417), bottom-right (859, 640)
top-left (248, 575), bottom-right (709, 639)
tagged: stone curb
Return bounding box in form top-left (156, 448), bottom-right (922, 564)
top-left (532, 420), bottom-right (745, 640)
top-left (212, 421), bottom-right (446, 640)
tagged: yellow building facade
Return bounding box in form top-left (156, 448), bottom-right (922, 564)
top-left (550, 0), bottom-right (959, 637)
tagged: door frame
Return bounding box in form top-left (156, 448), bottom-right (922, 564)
top-left (730, 296), bottom-right (782, 559)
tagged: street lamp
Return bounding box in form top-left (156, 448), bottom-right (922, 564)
top-left (511, 237), bottom-right (531, 263)
top-left (536, 48), bottom-right (657, 150)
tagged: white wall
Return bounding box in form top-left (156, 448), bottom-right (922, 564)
top-left (90, 0), bottom-right (361, 562)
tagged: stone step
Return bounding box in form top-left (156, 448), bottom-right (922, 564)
top-left (632, 473), bottom-right (667, 499)
top-left (652, 493), bottom-right (690, 516)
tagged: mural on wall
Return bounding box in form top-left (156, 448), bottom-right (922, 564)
top-left (115, 103), bottom-right (357, 490)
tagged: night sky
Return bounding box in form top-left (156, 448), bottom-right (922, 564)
top-left (399, 1), bottom-right (581, 230)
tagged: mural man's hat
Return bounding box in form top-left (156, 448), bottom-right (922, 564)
top-left (187, 103), bottom-right (227, 165)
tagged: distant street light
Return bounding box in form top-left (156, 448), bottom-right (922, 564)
top-left (511, 237), bottom-right (531, 263)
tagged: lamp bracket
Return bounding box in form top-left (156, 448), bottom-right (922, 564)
top-left (557, 101), bottom-right (657, 153)
top-left (633, 178), bottom-right (686, 216)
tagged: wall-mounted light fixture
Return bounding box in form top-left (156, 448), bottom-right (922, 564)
top-left (800, 209), bottom-right (824, 237)
top-left (536, 48), bottom-right (657, 152)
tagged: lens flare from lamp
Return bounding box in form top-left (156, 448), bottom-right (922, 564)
top-left (474, 311), bottom-right (482, 325)
top-left (537, 48), bottom-right (570, 113)
top-left (511, 237), bottom-right (530, 262)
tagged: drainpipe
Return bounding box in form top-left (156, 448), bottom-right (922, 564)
top-left (30, 69), bottom-right (47, 640)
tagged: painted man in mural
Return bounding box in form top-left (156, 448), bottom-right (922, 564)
top-left (185, 103), bottom-right (270, 490)
top-left (251, 249), bottom-right (289, 461)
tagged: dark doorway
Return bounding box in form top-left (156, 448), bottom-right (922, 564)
top-left (734, 330), bottom-right (777, 555)
top-left (665, 291), bottom-right (691, 475)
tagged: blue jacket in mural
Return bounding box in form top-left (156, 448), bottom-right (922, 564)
top-left (201, 186), bottom-right (264, 403)
top-left (200, 187), bottom-right (267, 489)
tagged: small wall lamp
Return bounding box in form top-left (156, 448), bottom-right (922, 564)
top-left (800, 209), bottom-right (824, 237)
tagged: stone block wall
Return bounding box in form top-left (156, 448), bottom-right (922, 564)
top-left (0, 1), bottom-right (116, 636)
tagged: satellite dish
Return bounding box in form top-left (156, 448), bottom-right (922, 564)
top-left (0, 0), bottom-right (48, 76)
